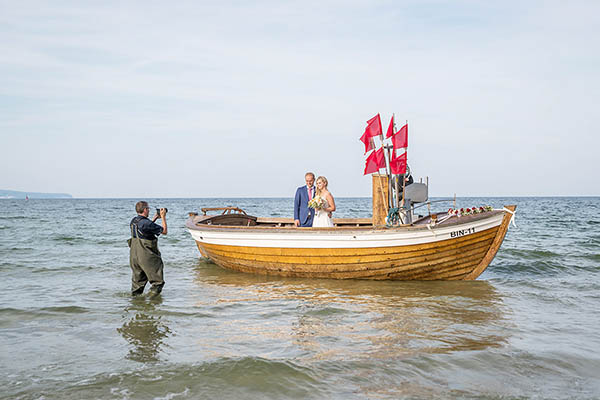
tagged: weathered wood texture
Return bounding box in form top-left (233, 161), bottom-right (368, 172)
top-left (372, 175), bottom-right (389, 226)
top-left (464, 204), bottom-right (516, 279)
top-left (196, 213), bottom-right (257, 226)
top-left (195, 224), bottom-right (501, 280)
top-left (254, 217), bottom-right (372, 227)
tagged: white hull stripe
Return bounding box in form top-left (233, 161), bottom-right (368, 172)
top-left (188, 214), bottom-right (503, 249)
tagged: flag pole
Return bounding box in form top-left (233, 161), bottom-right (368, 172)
top-left (387, 113), bottom-right (395, 209)
top-left (394, 153), bottom-right (400, 210)
top-left (379, 134), bottom-right (390, 212)
top-left (386, 144), bottom-right (394, 208)
top-left (370, 137), bottom-right (388, 213)
top-left (378, 114), bottom-right (393, 212)
top-left (390, 113), bottom-right (400, 210)
top-left (400, 120), bottom-right (408, 212)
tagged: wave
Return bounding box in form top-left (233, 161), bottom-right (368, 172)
top-left (5, 247), bottom-right (35, 251)
top-left (8, 357), bottom-right (328, 400)
top-left (0, 215), bottom-right (28, 220)
top-left (52, 235), bottom-right (85, 244)
top-left (39, 306), bottom-right (89, 314)
top-left (27, 264), bottom-right (96, 274)
top-left (583, 253), bottom-right (600, 262)
top-left (0, 306), bottom-right (89, 315)
top-left (491, 259), bottom-right (572, 276)
top-left (95, 239), bottom-right (125, 245)
top-left (502, 248), bottom-right (561, 260)
top-left (303, 307), bottom-right (349, 317)
top-left (0, 306), bottom-right (89, 325)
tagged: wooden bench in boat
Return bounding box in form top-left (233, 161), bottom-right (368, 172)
top-left (189, 211), bottom-right (372, 228)
top-left (255, 217), bottom-right (373, 227)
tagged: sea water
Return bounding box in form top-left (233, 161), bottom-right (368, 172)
top-left (1, 197), bottom-right (599, 399)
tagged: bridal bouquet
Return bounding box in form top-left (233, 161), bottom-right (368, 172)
top-left (308, 196), bottom-right (324, 210)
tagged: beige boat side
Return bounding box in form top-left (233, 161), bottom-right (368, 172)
top-left (186, 205), bottom-right (516, 280)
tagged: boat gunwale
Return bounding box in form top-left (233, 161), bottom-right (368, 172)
top-left (185, 209), bottom-right (508, 234)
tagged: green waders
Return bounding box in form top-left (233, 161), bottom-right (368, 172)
top-left (128, 224), bottom-right (164, 296)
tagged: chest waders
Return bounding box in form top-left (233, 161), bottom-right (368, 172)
top-left (128, 221), bottom-right (164, 295)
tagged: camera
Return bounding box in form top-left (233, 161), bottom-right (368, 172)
top-left (156, 208), bottom-right (168, 215)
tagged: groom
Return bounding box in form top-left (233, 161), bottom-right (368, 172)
top-left (294, 172), bottom-right (316, 227)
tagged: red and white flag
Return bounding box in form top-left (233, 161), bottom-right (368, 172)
top-left (359, 130), bottom-right (375, 154)
top-left (386, 115), bottom-right (395, 138)
top-left (365, 114), bottom-right (382, 138)
top-left (359, 113), bottom-right (383, 153)
top-left (392, 123), bottom-right (408, 149)
top-left (390, 150), bottom-right (407, 175)
top-left (363, 148), bottom-right (386, 175)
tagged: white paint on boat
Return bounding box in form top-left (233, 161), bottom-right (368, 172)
top-left (187, 213), bottom-right (504, 249)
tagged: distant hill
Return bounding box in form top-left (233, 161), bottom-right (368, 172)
top-left (0, 189), bottom-right (73, 199)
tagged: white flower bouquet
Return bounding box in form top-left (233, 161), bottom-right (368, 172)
top-left (308, 196), bottom-right (324, 210)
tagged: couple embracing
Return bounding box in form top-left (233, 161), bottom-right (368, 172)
top-left (294, 172), bottom-right (336, 228)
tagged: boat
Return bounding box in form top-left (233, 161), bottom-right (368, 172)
top-left (186, 115), bottom-right (515, 280)
top-left (186, 177), bottom-right (516, 280)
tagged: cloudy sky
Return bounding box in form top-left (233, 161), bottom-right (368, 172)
top-left (1, 1), bottom-right (598, 198)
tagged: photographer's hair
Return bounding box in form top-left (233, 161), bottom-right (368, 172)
top-left (135, 201), bottom-right (149, 214)
top-left (315, 176), bottom-right (328, 197)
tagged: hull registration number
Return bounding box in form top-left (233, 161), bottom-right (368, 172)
top-left (450, 227), bottom-right (476, 238)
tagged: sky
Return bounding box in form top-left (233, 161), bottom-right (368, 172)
top-left (1, 0), bottom-right (599, 198)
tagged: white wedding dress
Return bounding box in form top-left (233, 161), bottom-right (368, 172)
top-left (312, 198), bottom-right (334, 227)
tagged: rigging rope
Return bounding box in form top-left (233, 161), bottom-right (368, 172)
top-left (386, 207), bottom-right (401, 227)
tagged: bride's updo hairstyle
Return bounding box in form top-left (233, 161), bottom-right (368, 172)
top-left (316, 176), bottom-right (328, 196)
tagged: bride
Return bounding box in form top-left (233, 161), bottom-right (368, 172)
top-left (312, 176), bottom-right (336, 227)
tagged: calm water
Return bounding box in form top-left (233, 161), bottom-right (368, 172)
top-left (1, 197), bottom-right (599, 399)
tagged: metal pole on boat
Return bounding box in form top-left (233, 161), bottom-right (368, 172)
top-left (385, 144), bottom-right (394, 208)
top-left (426, 176), bottom-right (430, 216)
top-left (378, 131), bottom-right (390, 212)
top-left (395, 173), bottom-right (400, 212)
top-left (400, 119), bottom-right (408, 218)
top-left (389, 113), bottom-right (396, 209)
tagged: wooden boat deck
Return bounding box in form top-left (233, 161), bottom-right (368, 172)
top-left (187, 211), bottom-right (504, 231)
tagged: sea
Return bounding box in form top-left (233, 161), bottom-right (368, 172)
top-left (1, 197), bottom-right (599, 400)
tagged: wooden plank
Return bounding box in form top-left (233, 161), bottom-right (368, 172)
top-left (199, 226), bottom-right (498, 258)
top-left (372, 175), bottom-right (388, 226)
top-left (464, 205), bottom-right (516, 279)
top-left (255, 217), bottom-right (372, 227)
top-left (202, 238), bottom-right (491, 279)
top-left (206, 250), bottom-right (487, 280)
top-left (200, 230), bottom-right (495, 266)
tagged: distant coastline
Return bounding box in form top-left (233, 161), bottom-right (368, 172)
top-left (0, 189), bottom-right (72, 199)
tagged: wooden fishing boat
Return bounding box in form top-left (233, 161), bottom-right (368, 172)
top-left (186, 178), bottom-right (516, 280)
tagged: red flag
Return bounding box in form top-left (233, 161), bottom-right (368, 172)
top-left (386, 115), bottom-right (395, 138)
top-left (364, 114), bottom-right (382, 138)
top-left (359, 130), bottom-right (374, 154)
top-left (363, 148), bottom-right (386, 175)
top-left (392, 123), bottom-right (408, 149)
top-left (390, 151), bottom-right (407, 175)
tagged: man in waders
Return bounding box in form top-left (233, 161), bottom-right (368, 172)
top-left (128, 201), bottom-right (168, 296)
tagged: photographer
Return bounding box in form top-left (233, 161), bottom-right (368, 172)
top-left (128, 201), bottom-right (168, 296)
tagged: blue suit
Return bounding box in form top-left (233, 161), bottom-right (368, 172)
top-left (294, 185), bottom-right (315, 227)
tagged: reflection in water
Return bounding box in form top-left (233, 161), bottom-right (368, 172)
top-left (194, 260), bottom-right (509, 360)
top-left (117, 296), bottom-right (171, 363)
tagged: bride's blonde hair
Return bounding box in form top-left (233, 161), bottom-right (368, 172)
top-left (315, 176), bottom-right (328, 197)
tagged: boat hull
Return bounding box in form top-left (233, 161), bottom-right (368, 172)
top-left (187, 206), bottom-right (515, 280)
